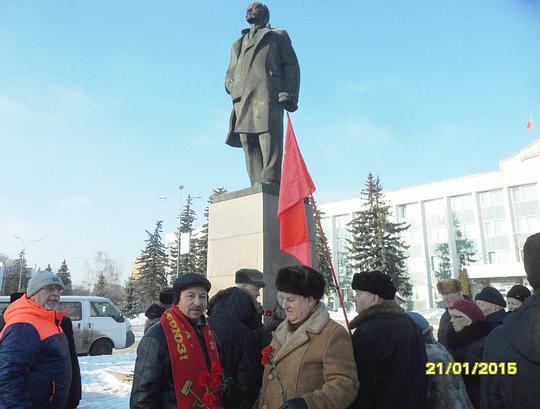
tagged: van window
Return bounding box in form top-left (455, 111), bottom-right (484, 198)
top-left (58, 302), bottom-right (82, 321)
top-left (90, 301), bottom-right (124, 322)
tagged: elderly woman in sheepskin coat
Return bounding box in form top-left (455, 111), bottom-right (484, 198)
top-left (258, 266), bottom-right (359, 409)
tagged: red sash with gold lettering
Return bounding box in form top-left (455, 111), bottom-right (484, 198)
top-left (161, 305), bottom-right (223, 409)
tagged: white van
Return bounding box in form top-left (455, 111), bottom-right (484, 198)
top-left (0, 295), bottom-right (135, 356)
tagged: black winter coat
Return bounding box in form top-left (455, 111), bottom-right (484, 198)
top-left (481, 292), bottom-right (540, 409)
top-left (207, 287), bottom-right (264, 409)
top-left (437, 309), bottom-right (452, 348)
top-left (348, 301), bottom-right (428, 409)
top-left (60, 317), bottom-right (81, 409)
top-left (447, 320), bottom-right (491, 409)
top-left (485, 308), bottom-right (507, 331)
top-left (130, 315), bottom-right (213, 409)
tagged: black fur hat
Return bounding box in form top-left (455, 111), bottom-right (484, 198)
top-left (235, 268), bottom-right (266, 288)
top-left (275, 265), bottom-right (326, 300)
top-left (351, 271), bottom-right (396, 300)
top-left (159, 287), bottom-right (174, 306)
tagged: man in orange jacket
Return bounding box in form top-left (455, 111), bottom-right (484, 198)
top-left (0, 270), bottom-right (72, 409)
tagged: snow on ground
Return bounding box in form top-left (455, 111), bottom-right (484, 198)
top-left (129, 313), bottom-right (147, 327)
top-left (79, 353), bottom-right (135, 409)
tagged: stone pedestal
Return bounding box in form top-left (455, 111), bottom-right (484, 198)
top-left (206, 183), bottom-right (315, 310)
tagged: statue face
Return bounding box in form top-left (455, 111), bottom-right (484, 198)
top-left (246, 2), bottom-right (265, 25)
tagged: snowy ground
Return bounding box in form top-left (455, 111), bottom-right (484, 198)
top-left (77, 309), bottom-right (445, 407)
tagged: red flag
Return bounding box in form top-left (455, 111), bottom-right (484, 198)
top-left (278, 114), bottom-right (316, 266)
top-left (527, 117), bottom-right (533, 130)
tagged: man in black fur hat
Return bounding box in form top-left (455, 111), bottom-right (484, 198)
top-left (481, 233), bottom-right (540, 409)
top-left (348, 271), bottom-right (428, 409)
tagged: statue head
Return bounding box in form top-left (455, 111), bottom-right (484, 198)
top-left (246, 2), bottom-right (270, 26)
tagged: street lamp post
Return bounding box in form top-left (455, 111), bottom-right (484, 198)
top-left (177, 185), bottom-right (184, 278)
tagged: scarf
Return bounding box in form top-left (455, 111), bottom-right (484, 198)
top-left (161, 305), bottom-right (223, 409)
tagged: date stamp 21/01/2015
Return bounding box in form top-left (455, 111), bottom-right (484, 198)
top-left (426, 362), bottom-right (517, 376)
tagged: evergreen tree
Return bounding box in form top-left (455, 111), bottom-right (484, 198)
top-left (177, 195), bottom-right (198, 276)
top-left (313, 206), bottom-right (335, 293)
top-left (194, 187), bottom-right (228, 275)
top-left (45, 264), bottom-right (52, 272)
top-left (347, 174), bottom-right (412, 297)
top-left (138, 220), bottom-right (169, 309)
top-left (94, 272), bottom-right (107, 296)
top-left (123, 274), bottom-right (140, 317)
top-left (434, 215), bottom-right (476, 280)
top-left (57, 259), bottom-right (73, 295)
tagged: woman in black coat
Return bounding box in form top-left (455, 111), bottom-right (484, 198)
top-left (446, 300), bottom-right (491, 409)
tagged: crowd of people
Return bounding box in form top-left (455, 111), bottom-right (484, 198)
top-left (0, 233), bottom-right (539, 409)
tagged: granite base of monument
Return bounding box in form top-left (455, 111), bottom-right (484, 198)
top-left (206, 183), bottom-right (315, 310)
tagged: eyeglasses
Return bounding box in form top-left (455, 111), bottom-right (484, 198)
top-left (43, 285), bottom-right (63, 293)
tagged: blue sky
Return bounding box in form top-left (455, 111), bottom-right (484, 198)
top-left (1, 1), bottom-right (539, 282)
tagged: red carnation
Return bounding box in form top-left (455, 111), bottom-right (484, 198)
top-left (261, 345), bottom-right (275, 366)
top-left (208, 363), bottom-right (223, 389)
top-left (196, 370), bottom-right (210, 386)
top-left (203, 392), bottom-right (220, 409)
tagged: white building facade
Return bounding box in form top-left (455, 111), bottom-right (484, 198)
top-left (320, 139), bottom-right (540, 309)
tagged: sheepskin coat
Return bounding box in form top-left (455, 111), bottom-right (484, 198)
top-left (258, 302), bottom-right (359, 409)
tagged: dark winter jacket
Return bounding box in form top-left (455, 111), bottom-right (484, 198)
top-left (143, 303), bottom-right (165, 334)
top-left (480, 291), bottom-right (540, 409)
top-left (485, 308), bottom-right (507, 331)
top-left (60, 317), bottom-right (81, 409)
top-left (437, 309), bottom-right (452, 348)
top-left (0, 296), bottom-right (72, 409)
top-left (349, 301), bottom-right (428, 409)
top-left (207, 287), bottom-right (264, 409)
top-left (130, 314), bottom-right (213, 409)
top-left (447, 320), bottom-right (491, 409)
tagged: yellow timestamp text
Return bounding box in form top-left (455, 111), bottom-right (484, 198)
top-left (425, 362), bottom-right (517, 376)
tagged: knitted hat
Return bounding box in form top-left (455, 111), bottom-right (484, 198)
top-left (506, 285), bottom-right (531, 303)
top-left (159, 287), bottom-right (174, 306)
top-left (405, 311), bottom-right (432, 335)
top-left (173, 273), bottom-right (211, 294)
top-left (276, 265), bottom-right (326, 300)
top-left (351, 271), bottom-right (396, 300)
top-left (26, 271), bottom-right (64, 296)
top-left (235, 268), bottom-right (266, 288)
top-left (475, 286), bottom-right (506, 308)
top-left (451, 299), bottom-right (486, 323)
top-left (436, 279), bottom-right (462, 295)
top-left (523, 233), bottom-right (540, 290)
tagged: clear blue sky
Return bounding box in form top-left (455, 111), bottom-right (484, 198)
top-left (1, 1), bottom-right (539, 283)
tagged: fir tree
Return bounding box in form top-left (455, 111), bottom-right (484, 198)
top-left (138, 220), bottom-right (169, 309)
top-left (94, 272), bottom-right (107, 296)
top-left (347, 174), bottom-right (412, 296)
top-left (177, 195), bottom-right (198, 276)
top-left (123, 274), bottom-right (140, 317)
top-left (57, 259), bottom-right (73, 295)
top-left (194, 187), bottom-right (228, 275)
top-left (45, 264), bottom-right (52, 272)
top-left (434, 215), bottom-right (476, 280)
top-left (313, 206), bottom-right (335, 293)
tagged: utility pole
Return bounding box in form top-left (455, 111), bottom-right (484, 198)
top-left (177, 185), bottom-right (184, 277)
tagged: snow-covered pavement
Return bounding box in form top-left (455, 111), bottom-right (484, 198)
top-left (79, 352), bottom-right (135, 408)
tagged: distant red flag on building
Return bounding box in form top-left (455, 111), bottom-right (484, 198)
top-left (278, 113), bottom-right (316, 266)
top-left (527, 117), bottom-right (533, 130)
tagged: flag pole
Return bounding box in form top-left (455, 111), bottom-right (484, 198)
top-left (309, 192), bottom-right (352, 335)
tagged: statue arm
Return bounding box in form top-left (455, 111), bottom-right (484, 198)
top-left (225, 39), bottom-right (242, 95)
top-left (276, 30), bottom-right (300, 110)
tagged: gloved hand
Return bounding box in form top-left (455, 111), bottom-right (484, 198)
top-left (278, 398), bottom-right (308, 409)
